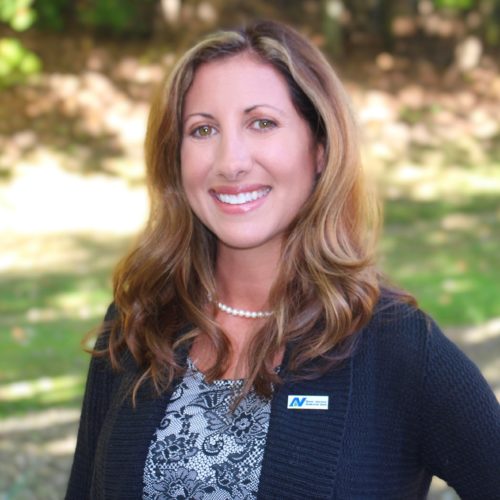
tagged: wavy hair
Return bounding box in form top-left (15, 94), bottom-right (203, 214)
top-left (103, 20), bottom-right (397, 402)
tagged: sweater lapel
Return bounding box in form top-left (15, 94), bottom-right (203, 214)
top-left (98, 341), bottom-right (351, 499)
top-left (98, 376), bottom-right (174, 499)
top-left (257, 357), bottom-right (352, 499)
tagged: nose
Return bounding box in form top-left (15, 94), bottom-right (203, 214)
top-left (214, 131), bottom-right (252, 180)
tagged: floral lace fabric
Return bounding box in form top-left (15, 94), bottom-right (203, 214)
top-left (142, 358), bottom-right (271, 499)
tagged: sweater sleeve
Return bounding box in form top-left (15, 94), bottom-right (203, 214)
top-left (65, 304), bottom-right (118, 500)
top-left (420, 320), bottom-right (500, 499)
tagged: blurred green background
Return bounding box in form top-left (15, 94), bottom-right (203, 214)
top-left (1, 0), bottom-right (499, 498)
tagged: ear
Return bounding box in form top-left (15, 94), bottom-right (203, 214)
top-left (315, 143), bottom-right (325, 174)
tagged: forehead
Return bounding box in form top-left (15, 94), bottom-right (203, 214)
top-left (183, 53), bottom-right (292, 113)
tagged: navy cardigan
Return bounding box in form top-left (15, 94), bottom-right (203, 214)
top-left (66, 302), bottom-right (500, 499)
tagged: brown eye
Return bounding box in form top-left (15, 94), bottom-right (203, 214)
top-left (192, 125), bottom-right (215, 137)
top-left (252, 119), bottom-right (276, 130)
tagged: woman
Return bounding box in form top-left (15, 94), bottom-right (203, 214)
top-left (66, 20), bottom-right (499, 499)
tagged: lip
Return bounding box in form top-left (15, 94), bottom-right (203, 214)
top-left (210, 184), bottom-right (270, 195)
top-left (209, 184), bottom-right (271, 214)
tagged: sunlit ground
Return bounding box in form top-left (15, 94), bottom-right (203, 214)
top-left (1, 45), bottom-right (499, 499)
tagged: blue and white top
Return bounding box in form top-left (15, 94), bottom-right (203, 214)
top-left (143, 358), bottom-right (272, 499)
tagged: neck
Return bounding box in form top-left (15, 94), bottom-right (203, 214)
top-left (192, 241), bottom-right (284, 378)
top-left (215, 242), bottom-right (281, 310)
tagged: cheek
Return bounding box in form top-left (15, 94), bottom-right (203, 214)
top-left (180, 162), bottom-right (211, 225)
top-left (180, 167), bottom-right (197, 213)
top-left (180, 143), bottom-right (212, 183)
top-left (180, 173), bottom-right (199, 212)
top-left (180, 149), bottom-right (200, 190)
top-left (280, 127), bottom-right (318, 174)
top-left (288, 146), bottom-right (318, 182)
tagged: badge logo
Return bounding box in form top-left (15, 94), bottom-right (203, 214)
top-left (287, 395), bottom-right (329, 410)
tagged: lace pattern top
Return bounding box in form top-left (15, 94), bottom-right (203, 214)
top-left (142, 358), bottom-right (272, 499)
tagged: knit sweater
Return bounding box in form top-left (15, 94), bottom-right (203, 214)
top-left (65, 301), bottom-right (500, 499)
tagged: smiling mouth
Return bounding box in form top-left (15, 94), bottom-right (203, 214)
top-left (213, 187), bottom-right (271, 205)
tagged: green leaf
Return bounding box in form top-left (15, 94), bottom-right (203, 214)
top-left (0, 58), bottom-right (10, 77)
top-left (19, 51), bottom-right (41, 73)
top-left (0, 38), bottom-right (24, 62)
top-left (0, 0), bottom-right (17, 22)
top-left (434, 0), bottom-right (474, 9)
top-left (0, 36), bottom-right (41, 87)
top-left (10, 8), bottom-right (36, 31)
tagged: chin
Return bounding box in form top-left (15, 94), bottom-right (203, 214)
top-left (218, 238), bottom-right (268, 251)
top-left (217, 233), bottom-right (283, 253)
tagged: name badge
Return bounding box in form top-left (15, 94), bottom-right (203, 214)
top-left (287, 395), bottom-right (329, 410)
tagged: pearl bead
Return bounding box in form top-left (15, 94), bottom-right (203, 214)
top-left (215, 301), bottom-right (272, 319)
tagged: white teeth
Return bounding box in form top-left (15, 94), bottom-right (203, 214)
top-left (216, 188), bottom-right (270, 205)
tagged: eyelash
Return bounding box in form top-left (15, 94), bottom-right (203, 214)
top-left (190, 125), bottom-right (216, 138)
top-left (250, 118), bottom-right (277, 131)
top-left (188, 118), bottom-right (277, 138)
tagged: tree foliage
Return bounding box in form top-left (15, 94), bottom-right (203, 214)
top-left (434, 0), bottom-right (474, 9)
top-left (0, 0), bottom-right (36, 31)
top-left (75, 0), bottom-right (157, 35)
top-left (0, 0), bottom-right (41, 87)
top-left (1, 0), bottom-right (500, 87)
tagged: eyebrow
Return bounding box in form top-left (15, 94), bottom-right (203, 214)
top-left (244, 104), bottom-right (286, 115)
top-left (184, 104), bottom-right (286, 122)
top-left (184, 112), bottom-right (215, 121)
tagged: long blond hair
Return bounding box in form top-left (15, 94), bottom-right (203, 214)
top-left (106, 20), bottom-right (390, 401)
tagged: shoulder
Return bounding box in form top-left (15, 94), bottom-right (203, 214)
top-left (360, 294), bottom-right (434, 360)
top-left (358, 293), bottom-right (495, 401)
top-left (87, 302), bottom-right (118, 351)
top-left (354, 294), bottom-right (453, 395)
top-left (104, 302), bottom-right (119, 322)
top-left (91, 302), bottom-right (136, 374)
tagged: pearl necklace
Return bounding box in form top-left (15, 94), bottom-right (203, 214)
top-left (215, 300), bottom-right (273, 319)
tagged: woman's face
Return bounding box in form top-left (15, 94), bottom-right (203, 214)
top-left (180, 53), bottom-right (323, 255)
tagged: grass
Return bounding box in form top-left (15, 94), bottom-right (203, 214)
top-left (1, 190), bottom-right (499, 417)
top-left (1, 188), bottom-right (499, 417)
top-left (1, 143), bottom-right (500, 419)
top-left (381, 194), bottom-right (500, 324)
top-left (1, 197), bottom-right (498, 418)
top-left (0, 253), bottom-right (114, 418)
top-left (0, 318), bottom-right (95, 418)
top-left (382, 191), bottom-right (500, 326)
